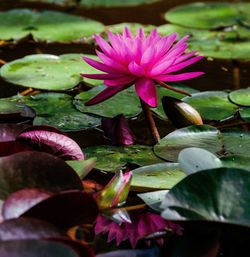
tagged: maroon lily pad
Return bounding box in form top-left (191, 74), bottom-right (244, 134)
top-left (0, 217), bottom-right (66, 241)
top-left (20, 190), bottom-right (98, 229)
top-left (0, 151), bottom-right (83, 199)
top-left (101, 114), bottom-right (135, 146)
top-left (0, 239), bottom-right (89, 257)
top-left (17, 127), bottom-right (84, 160)
top-left (2, 189), bottom-right (53, 220)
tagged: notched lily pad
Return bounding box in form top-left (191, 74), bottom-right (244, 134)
top-left (5, 93), bottom-right (100, 131)
top-left (0, 9), bottom-right (104, 42)
top-left (183, 91), bottom-right (238, 121)
top-left (0, 54), bottom-right (102, 91)
top-left (131, 163), bottom-right (185, 191)
top-left (84, 145), bottom-right (163, 172)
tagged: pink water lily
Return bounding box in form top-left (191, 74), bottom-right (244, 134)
top-left (81, 27), bottom-right (204, 108)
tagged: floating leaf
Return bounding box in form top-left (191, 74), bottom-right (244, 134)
top-left (161, 168), bottom-right (250, 227)
top-left (154, 125), bottom-right (221, 162)
top-left (229, 88), bottom-right (250, 107)
top-left (131, 163), bottom-right (185, 191)
top-left (6, 93), bottom-right (100, 131)
top-left (164, 2), bottom-right (241, 29)
top-left (84, 145), bottom-right (163, 172)
top-left (66, 158), bottom-right (96, 178)
top-left (17, 127), bottom-right (84, 160)
top-left (137, 190), bottom-right (168, 212)
top-left (178, 147), bottom-right (222, 175)
top-left (2, 189), bottom-right (53, 220)
top-left (0, 9), bottom-right (104, 42)
top-left (0, 54), bottom-right (102, 91)
top-left (74, 86), bottom-right (141, 118)
top-left (21, 190), bottom-right (98, 229)
top-left (0, 217), bottom-right (65, 241)
top-left (0, 151), bottom-right (83, 199)
top-left (183, 91), bottom-right (237, 121)
top-left (220, 155), bottom-right (250, 171)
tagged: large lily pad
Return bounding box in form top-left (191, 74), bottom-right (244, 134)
top-left (183, 91), bottom-right (238, 121)
top-left (161, 167), bottom-right (250, 227)
top-left (74, 86), bottom-right (141, 118)
top-left (131, 163), bottom-right (185, 191)
top-left (0, 9), bottom-right (104, 42)
top-left (154, 125), bottom-right (221, 162)
top-left (164, 2), bottom-right (244, 30)
top-left (0, 54), bottom-right (102, 91)
top-left (154, 125), bottom-right (250, 163)
top-left (84, 145), bottom-right (163, 172)
top-left (5, 93), bottom-right (100, 131)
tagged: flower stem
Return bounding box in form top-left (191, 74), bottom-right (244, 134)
top-left (155, 80), bottom-right (192, 96)
top-left (140, 99), bottom-right (160, 144)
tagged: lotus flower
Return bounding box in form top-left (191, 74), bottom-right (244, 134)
top-left (81, 27), bottom-right (203, 107)
top-left (95, 212), bottom-right (182, 248)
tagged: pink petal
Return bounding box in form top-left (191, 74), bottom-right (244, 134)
top-left (166, 55), bottom-right (203, 73)
top-left (140, 47), bottom-right (156, 66)
top-left (80, 73), bottom-right (122, 80)
top-left (95, 35), bottom-right (114, 57)
top-left (150, 59), bottom-right (175, 76)
top-left (154, 71), bottom-right (205, 82)
top-left (123, 27), bottom-right (134, 39)
top-left (104, 76), bottom-right (135, 86)
top-left (135, 78), bottom-right (157, 107)
top-left (83, 56), bottom-right (119, 74)
top-left (96, 50), bottom-right (128, 73)
top-left (174, 50), bottom-right (198, 64)
top-left (128, 61), bottom-right (145, 76)
top-left (84, 85), bottom-right (128, 106)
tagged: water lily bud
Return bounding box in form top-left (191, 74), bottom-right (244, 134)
top-left (162, 96), bottom-right (203, 128)
top-left (96, 170), bottom-right (132, 210)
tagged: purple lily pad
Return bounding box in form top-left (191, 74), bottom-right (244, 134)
top-left (20, 190), bottom-right (98, 229)
top-left (17, 127), bottom-right (84, 160)
top-left (0, 151), bottom-right (83, 199)
top-left (0, 217), bottom-right (65, 241)
top-left (2, 188), bottom-right (53, 220)
top-left (0, 239), bottom-right (90, 257)
top-left (0, 124), bottom-right (30, 142)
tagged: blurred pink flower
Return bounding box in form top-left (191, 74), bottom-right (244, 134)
top-left (81, 27), bottom-right (203, 107)
top-left (95, 212), bottom-right (182, 248)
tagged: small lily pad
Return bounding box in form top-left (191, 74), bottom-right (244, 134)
top-left (229, 88), bottom-right (250, 106)
top-left (84, 145), bottom-right (163, 172)
top-left (5, 93), bottom-right (100, 131)
top-left (183, 91), bottom-right (238, 121)
top-left (0, 54), bottom-right (102, 91)
top-left (131, 163), bottom-right (185, 191)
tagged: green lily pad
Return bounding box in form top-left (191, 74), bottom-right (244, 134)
top-left (66, 158), bottom-right (96, 178)
top-left (0, 9), bottom-right (104, 42)
top-left (161, 167), bottom-right (250, 227)
top-left (84, 145), bottom-right (164, 172)
top-left (107, 23), bottom-right (155, 35)
top-left (0, 54), bottom-right (102, 91)
top-left (164, 2), bottom-right (241, 30)
top-left (137, 190), bottom-right (168, 211)
top-left (5, 93), bottom-right (100, 131)
top-left (183, 91), bottom-right (238, 121)
top-left (154, 125), bottom-right (250, 162)
top-left (239, 108), bottom-right (250, 121)
top-left (221, 155), bottom-right (250, 171)
top-left (229, 88), bottom-right (250, 106)
top-left (131, 163), bottom-right (185, 191)
top-left (178, 147), bottom-right (222, 175)
top-left (154, 125), bottom-right (221, 162)
top-left (74, 86), bottom-right (141, 118)
top-left (79, 0), bottom-right (161, 8)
